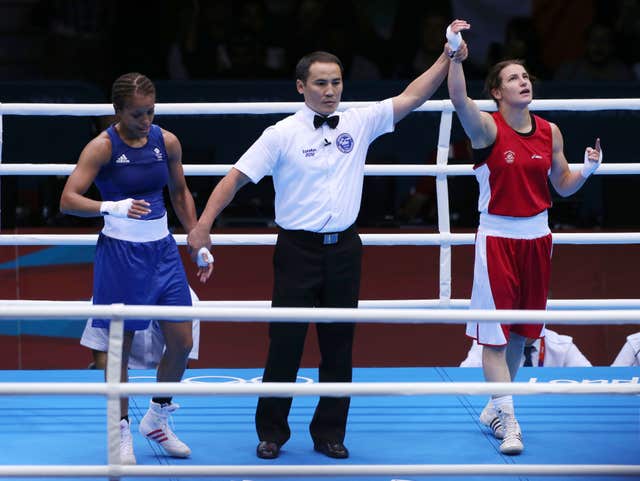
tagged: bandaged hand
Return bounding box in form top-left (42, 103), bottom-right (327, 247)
top-left (581, 138), bottom-right (602, 178)
top-left (100, 198), bottom-right (134, 218)
top-left (100, 198), bottom-right (150, 218)
top-left (197, 247), bottom-right (214, 267)
top-left (446, 26), bottom-right (462, 53)
top-left (445, 19), bottom-right (470, 58)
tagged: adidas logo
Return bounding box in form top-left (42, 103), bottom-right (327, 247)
top-left (116, 154), bottom-right (129, 164)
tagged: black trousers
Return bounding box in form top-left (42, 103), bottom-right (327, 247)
top-left (255, 225), bottom-right (361, 446)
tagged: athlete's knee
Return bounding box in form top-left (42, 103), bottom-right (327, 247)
top-left (167, 337), bottom-right (192, 359)
top-left (163, 328), bottom-right (193, 359)
top-left (483, 344), bottom-right (507, 361)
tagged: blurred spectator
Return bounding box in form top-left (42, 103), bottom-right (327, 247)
top-left (460, 329), bottom-right (592, 367)
top-left (289, 0), bottom-right (325, 58)
top-left (262, 0), bottom-right (297, 75)
top-left (611, 332), bottom-right (640, 366)
top-left (487, 17), bottom-right (549, 79)
top-left (221, 28), bottom-right (273, 79)
top-left (291, 0), bottom-right (384, 80)
top-left (172, 0), bottom-right (288, 80)
top-left (396, 140), bottom-right (473, 226)
top-left (31, 0), bottom-right (116, 87)
top-left (612, 0), bottom-right (640, 78)
top-left (110, 1), bottom-right (178, 80)
top-left (389, 1), bottom-right (452, 78)
top-left (451, 0), bottom-right (531, 74)
top-left (532, 0), bottom-right (595, 74)
top-left (553, 22), bottom-right (630, 229)
top-left (554, 23), bottom-right (634, 81)
top-left (220, 0), bottom-right (285, 78)
top-left (170, 0), bottom-right (233, 79)
top-left (394, 12), bottom-right (450, 79)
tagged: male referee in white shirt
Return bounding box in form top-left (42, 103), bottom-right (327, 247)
top-left (187, 20), bottom-right (469, 460)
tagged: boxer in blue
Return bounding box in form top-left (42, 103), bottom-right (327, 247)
top-left (60, 72), bottom-right (212, 464)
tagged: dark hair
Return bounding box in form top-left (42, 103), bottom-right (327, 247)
top-left (295, 51), bottom-right (344, 83)
top-left (111, 72), bottom-right (156, 111)
top-left (483, 59), bottom-right (535, 104)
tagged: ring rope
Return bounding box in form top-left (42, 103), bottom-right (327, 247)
top-left (3, 298), bottom-right (640, 309)
top-left (2, 98), bottom-right (640, 116)
top-left (1, 304), bottom-right (640, 324)
top-left (3, 232), bottom-right (640, 246)
top-left (0, 463), bottom-right (637, 478)
top-left (1, 162), bottom-right (639, 176)
top-left (0, 381), bottom-right (637, 397)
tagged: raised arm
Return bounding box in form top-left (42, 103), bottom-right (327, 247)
top-left (447, 37), bottom-right (496, 148)
top-left (548, 124), bottom-right (602, 197)
top-left (392, 19), bottom-right (470, 124)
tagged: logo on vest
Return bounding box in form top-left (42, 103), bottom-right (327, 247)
top-left (302, 148), bottom-right (317, 158)
top-left (504, 150), bottom-right (515, 164)
top-left (115, 154), bottom-right (129, 164)
top-left (154, 147), bottom-right (163, 161)
top-left (336, 133), bottom-right (354, 153)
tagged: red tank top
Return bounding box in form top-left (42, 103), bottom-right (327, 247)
top-left (474, 111), bottom-right (552, 217)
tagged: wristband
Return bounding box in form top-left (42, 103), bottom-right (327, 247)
top-left (197, 247), bottom-right (214, 267)
top-left (446, 25), bottom-right (462, 52)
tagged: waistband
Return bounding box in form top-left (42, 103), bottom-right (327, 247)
top-left (102, 213), bottom-right (169, 242)
top-left (278, 224), bottom-right (357, 245)
top-left (479, 211), bottom-right (550, 239)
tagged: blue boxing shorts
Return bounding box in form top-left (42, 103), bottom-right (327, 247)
top-left (92, 233), bottom-right (191, 331)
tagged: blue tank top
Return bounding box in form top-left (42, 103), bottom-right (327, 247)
top-left (95, 124), bottom-right (169, 220)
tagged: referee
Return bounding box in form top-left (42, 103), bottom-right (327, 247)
top-left (188, 23), bottom-right (469, 460)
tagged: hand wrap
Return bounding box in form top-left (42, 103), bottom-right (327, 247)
top-left (100, 199), bottom-right (133, 218)
top-left (581, 147), bottom-right (603, 178)
top-left (446, 25), bottom-right (463, 55)
top-left (197, 247), bottom-right (214, 267)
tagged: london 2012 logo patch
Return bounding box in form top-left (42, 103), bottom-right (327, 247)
top-left (336, 133), bottom-right (354, 153)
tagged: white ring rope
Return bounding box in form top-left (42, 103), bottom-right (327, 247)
top-left (1, 304), bottom-right (640, 324)
top-left (4, 298), bottom-right (640, 310)
top-left (0, 464), bottom-right (637, 478)
top-left (1, 162), bottom-right (639, 176)
top-left (2, 232), bottom-right (640, 246)
top-left (0, 381), bottom-right (637, 397)
top-left (2, 98), bottom-right (640, 115)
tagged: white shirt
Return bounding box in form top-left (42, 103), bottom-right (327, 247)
top-left (235, 100), bottom-right (394, 232)
top-left (460, 329), bottom-right (592, 367)
top-left (80, 288), bottom-right (200, 369)
top-left (611, 332), bottom-right (640, 366)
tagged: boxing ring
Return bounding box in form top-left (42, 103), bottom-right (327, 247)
top-left (0, 99), bottom-right (639, 480)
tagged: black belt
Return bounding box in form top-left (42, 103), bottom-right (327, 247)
top-left (279, 225), bottom-right (356, 245)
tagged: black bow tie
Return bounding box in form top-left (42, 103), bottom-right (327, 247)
top-left (523, 345), bottom-right (535, 367)
top-left (314, 114), bottom-right (339, 129)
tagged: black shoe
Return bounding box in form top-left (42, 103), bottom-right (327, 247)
top-left (313, 440), bottom-right (349, 459)
top-left (257, 441), bottom-right (280, 459)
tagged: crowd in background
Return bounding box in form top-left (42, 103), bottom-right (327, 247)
top-left (29, 0), bottom-right (640, 88)
top-left (3, 0), bottom-right (639, 231)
